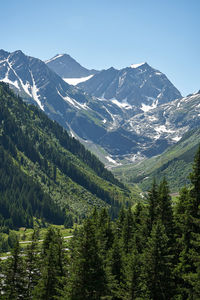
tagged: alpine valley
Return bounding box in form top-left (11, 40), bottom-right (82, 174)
top-left (0, 49), bottom-right (199, 191)
top-left (0, 82), bottom-right (134, 230)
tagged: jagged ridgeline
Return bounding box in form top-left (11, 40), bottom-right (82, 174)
top-left (0, 82), bottom-right (131, 230)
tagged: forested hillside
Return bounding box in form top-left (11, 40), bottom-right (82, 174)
top-left (0, 82), bottom-right (131, 231)
top-left (1, 148), bottom-right (200, 299)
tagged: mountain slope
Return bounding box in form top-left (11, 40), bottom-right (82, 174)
top-left (45, 53), bottom-right (98, 78)
top-left (1, 49), bottom-right (193, 165)
top-left (121, 91), bottom-right (200, 154)
top-left (113, 127), bottom-right (200, 192)
top-left (0, 49), bottom-right (111, 147)
top-left (0, 50), bottom-right (170, 161)
top-left (0, 82), bottom-right (132, 228)
top-left (78, 62), bottom-right (182, 107)
top-left (0, 49), bottom-right (90, 112)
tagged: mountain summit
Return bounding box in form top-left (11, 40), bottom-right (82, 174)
top-left (78, 62), bottom-right (182, 108)
top-left (45, 53), bottom-right (98, 78)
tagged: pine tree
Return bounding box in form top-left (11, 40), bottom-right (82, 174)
top-left (24, 230), bottom-right (40, 299)
top-left (2, 240), bottom-right (26, 299)
top-left (142, 220), bottom-right (174, 300)
top-left (121, 207), bottom-right (134, 254)
top-left (147, 179), bottom-right (158, 233)
top-left (97, 208), bottom-right (114, 254)
top-left (116, 207), bottom-right (126, 238)
top-left (64, 218), bottom-right (107, 300)
top-left (157, 178), bottom-right (174, 241)
top-left (132, 203), bottom-right (148, 253)
top-left (106, 236), bottom-right (124, 299)
top-left (33, 227), bottom-right (66, 300)
top-left (190, 146), bottom-right (200, 208)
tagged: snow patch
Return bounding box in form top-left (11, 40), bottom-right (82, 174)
top-left (57, 89), bottom-right (80, 110)
top-left (63, 75), bottom-right (94, 86)
top-left (57, 89), bottom-right (89, 110)
top-left (106, 156), bottom-right (121, 166)
top-left (154, 125), bottom-right (174, 134)
top-left (45, 54), bottom-right (64, 64)
top-left (0, 67), bottom-right (19, 89)
top-left (103, 106), bottom-right (119, 130)
top-left (5, 56), bottom-right (33, 98)
top-left (141, 99), bottom-right (158, 112)
top-left (130, 62), bottom-right (145, 69)
top-left (118, 72), bottom-right (127, 88)
top-left (30, 71), bottom-right (44, 111)
top-left (148, 115), bottom-right (158, 122)
top-left (172, 136), bottom-right (181, 142)
top-left (140, 80), bottom-right (146, 88)
top-left (111, 99), bottom-right (132, 110)
top-left (70, 131), bottom-right (76, 138)
top-left (130, 154), bottom-right (138, 162)
top-left (78, 102), bottom-right (90, 110)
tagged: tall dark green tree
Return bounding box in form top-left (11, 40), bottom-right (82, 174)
top-left (33, 227), bottom-right (66, 300)
top-left (25, 230), bottom-right (41, 299)
top-left (106, 235), bottom-right (124, 299)
top-left (64, 218), bottom-right (107, 300)
top-left (142, 220), bottom-right (174, 300)
top-left (147, 179), bottom-right (158, 233)
top-left (121, 207), bottom-right (134, 254)
top-left (96, 208), bottom-right (114, 255)
top-left (2, 240), bottom-right (26, 299)
top-left (157, 178), bottom-right (174, 241)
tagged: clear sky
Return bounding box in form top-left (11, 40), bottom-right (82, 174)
top-left (1, 0), bottom-right (199, 96)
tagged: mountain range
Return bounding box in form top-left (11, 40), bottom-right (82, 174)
top-left (0, 49), bottom-right (188, 167)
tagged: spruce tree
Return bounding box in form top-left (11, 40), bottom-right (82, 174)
top-left (33, 227), bottom-right (66, 300)
top-left (25, 230), bottom-right (40, 299)
top-left (120, 249), bottom-right (143, 300)
top-left (142, 220), bottom-right (174, 300)
top-left (157, 178), bottom-right (174, 241)
top-left (2, 239), bottom-right (26, 299)
top-left (64, 218), bottom-right (107, 300)
top-left (97, 208), bottom-right (114, 254)
top-left (190, 146), bottom-right (200, 208)
top-left (147, 179), bottom-right (158, 233)
top-left (106, 235), bottom-right (124, 299)
top-left (121, 207), bottom-right (134, 254)
top-left (116, 207), bottom-right (126, 238)
top-left (132, 203), bottom-right (148, 253)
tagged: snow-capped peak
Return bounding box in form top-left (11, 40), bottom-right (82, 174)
top-left (45, 54), bottom-right (64, 64)
top-left (130, 62), bottom-right (145, 69)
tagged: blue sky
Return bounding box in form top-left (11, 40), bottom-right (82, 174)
top-left (1, 0), bottom-right (199, 96)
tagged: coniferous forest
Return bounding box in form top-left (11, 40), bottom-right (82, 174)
top-left (0, 82), bottom-right (131, 235)
top-left (1, 147), bottom-right (200, 299)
